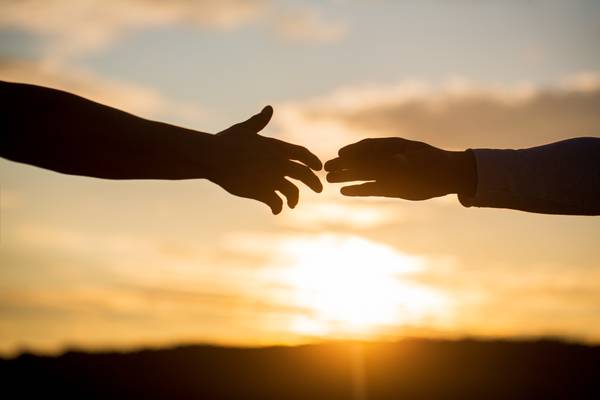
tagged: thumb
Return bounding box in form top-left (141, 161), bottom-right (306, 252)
top-left (340, 182), bottom-right (384, 197)
top-left (239, 105), bottom-right (273, 134)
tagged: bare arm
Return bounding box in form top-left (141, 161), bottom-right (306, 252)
top-left (1, 81), bottom-right (322, 214)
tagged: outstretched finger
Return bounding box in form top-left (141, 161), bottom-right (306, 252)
top-left (235, 105), bottom-right (273, 134)
top-left (256, 190), bottom-right (283, 215)
top-left (276, 178), bottom-right (300, 209)
top-left (285, 161), bottom-right (323, 193)
top-left (338, 137), bottom-right (408, 159)
top-left (340, 182), bottom-right (385, 197)
top-left (327, 169), bottom-right (374, 183)
top-left (324, 157), bottom-right (353, 172)
top-left (325, 157), bottom-right (385, 176)
top-left (267, 138), bottom-right (322, 171)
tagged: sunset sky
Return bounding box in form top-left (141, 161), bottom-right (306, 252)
top-left (1, 0), bottom-right (599, 356)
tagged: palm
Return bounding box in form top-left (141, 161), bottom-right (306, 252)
top-left (208, 106), bottom-right (322, 214)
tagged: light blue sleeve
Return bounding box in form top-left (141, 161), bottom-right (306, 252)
top-left (459, 137), bottom-right (600, 215)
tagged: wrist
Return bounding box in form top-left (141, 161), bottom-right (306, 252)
top-left (447, 150), bottom-right (476, 197)
top-left (153, 122), bottom-right (217, 180)
top-left (178, 129), bottom-right (219, 180)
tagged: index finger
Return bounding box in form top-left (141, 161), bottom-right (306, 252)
top-left (267, 137), bottom-right (322, 171)
top-left (338, 137), bottom-right (408, 159)
top-left (284, 161), bottom-right (323, 193)
top-left (324, 157), bottom-right (349, 172)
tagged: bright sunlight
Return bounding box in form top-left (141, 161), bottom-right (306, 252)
top-left (272, 235), bottom-right (450, 337)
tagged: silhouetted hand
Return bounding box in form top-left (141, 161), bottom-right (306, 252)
top-left (206, 106), bottom-right (323, 214)
top-left (2, 82), bottom-right (322, 215)
top-left (325, 138), bottom-right (475, 200)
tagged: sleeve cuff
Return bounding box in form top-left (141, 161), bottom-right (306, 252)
top-left (456, 148), bottom-right (519, 209)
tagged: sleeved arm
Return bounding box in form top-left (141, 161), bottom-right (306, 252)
top-left (458, 137), bottom-right (600, 215)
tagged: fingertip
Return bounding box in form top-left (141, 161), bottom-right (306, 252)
top-left (262, 105), bottom-right (273, 117)
top-left (325, 173), bottom-right (342, 184)
top-left (340, 182), bottom-right (379, 197)
top-left (324, 157), bottom-right (341, 172)
top-left (304, 151), bottom-right (322, 171)
top-left (313, 159), bottom-right (323, 171)
top-left (271, 206), bottom-right (282, 215)
top-left (306, 157), bottom-right (322, 172)
top-left (288, 197), bottom-right (298, 209)
top-left (246, 105), bottom-right (272, 133)
top-left (269, 198), bottom-right (283, 215)
top-left (309, 183), bottom-right (323, 194)
top-left (338, 145), bottom-right (350, 157)
top-left (338, 138), bottom-right (371, 157)
top-left (310, 175), bottom-right (323, 194)
top-left (340, 185), bottom-right (361, 196)
top-left (314, 177), bottom-right (324, 193)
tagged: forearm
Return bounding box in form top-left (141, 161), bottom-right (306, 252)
top-left (458, 137), bottom-right (600, 215)
top-left (1, 81), bottom-right (213, 180)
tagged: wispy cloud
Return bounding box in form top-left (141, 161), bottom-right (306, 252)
top-left (0, 57), bottom-right (203, 122)
top-left (0, 282), bottom-right (315, 356)
top-left (273, 73), bottom-right (600, 157)
top-left (0, 0), bottom-right (346, 62)
top-left (15, 221), bottom-right (286, 289)
top-left (0, 0), bottom-right (269, 60)
top-left (0, 1), bottom-right (347, 124)
top-left (273, 7), bottom-right (347, 44)
top-left (4, 221), bottom-right (600, 354)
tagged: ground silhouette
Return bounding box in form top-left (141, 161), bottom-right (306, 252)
top-left (2, 338), bottom-right (598, 399)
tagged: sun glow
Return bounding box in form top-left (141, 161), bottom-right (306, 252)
top-left (275, 235), bottom-right (449, 336)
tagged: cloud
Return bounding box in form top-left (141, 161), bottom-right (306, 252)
top-left (0, 0), bottom-right (268, 60)
top-left (404, 254), bottom-right (600, 340)
top-left (272, 73), bottom-right (600, 157)
top-left (266, 73), bottom-right (600, 230)
top-left (11, 222), bottom-right (264, 288)
top-left (273, 7), bottom-right (347, 44)
top-left (0, 284), bottom-right (310, 321)
top-left (0, 0), bottom-right (346, 61)
top-left (0, 282), bottom-right (315, 356)
top-left (0, 57), bottom-right (203, 122)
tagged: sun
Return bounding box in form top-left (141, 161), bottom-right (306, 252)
top-left (275, 235), bottom-right (448, 337)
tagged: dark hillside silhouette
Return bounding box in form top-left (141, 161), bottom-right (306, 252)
top-left (2, 338), bottom-right (599, 399)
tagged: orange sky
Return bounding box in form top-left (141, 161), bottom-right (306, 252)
top-left (1, 0), bottom-right (599, 356)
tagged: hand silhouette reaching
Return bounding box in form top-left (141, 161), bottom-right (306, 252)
top-left (2, 81), bottom-right (322, 214)
top-left (325, 138), bottom-right (475, 200)
top-left (206, 106), bottom-right (323, 214)
top-left (325, 136), bottom-right (600, 215)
